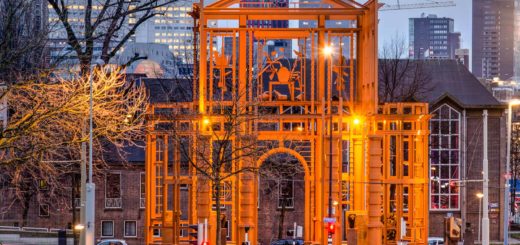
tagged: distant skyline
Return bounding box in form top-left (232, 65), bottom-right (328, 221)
top-left (378, 0), bottom-right (472, 57)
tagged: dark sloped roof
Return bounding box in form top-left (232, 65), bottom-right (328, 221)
top-left (143, 78), bottom-right (193, 103)
top-left (386, 59), bottom-right (504, 108)
top-left (103, 141), bottom-right (145, 165)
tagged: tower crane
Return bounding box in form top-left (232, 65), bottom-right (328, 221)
top-left (379, 0), bottom-right (456, 11)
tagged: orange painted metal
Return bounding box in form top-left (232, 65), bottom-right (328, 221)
top-left (144, 0), bottom-right (429, 244)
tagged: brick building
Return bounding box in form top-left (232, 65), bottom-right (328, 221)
top-left (0, 146), bottom-right (146, 245)
top-left (416, 60), bottom-right (507, 243)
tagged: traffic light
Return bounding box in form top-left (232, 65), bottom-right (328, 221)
top-left (326, 222), bottom-right (335, 234)
top-left (188, 224), bottom-right (199, 245)
top-left (202, 241), bottom-right (209, 245)
top-left (448, 217), bottom-right (462, 240)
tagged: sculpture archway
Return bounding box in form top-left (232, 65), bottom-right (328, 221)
top-left (256, 148), bottom-right (310, 244)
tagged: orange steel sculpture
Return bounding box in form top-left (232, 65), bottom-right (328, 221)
top-left (145, 0), bottom-right (429, 244)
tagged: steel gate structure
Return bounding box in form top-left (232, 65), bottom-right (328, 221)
top-left (145, 0), bottom-right (430, 244)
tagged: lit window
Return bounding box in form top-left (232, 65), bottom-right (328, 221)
top-left (430, 104), bottom-right (460, 210)
top-left (124, 221), bottom-right (137, 237)
top-left (101, 221), bottom-right (114, 237)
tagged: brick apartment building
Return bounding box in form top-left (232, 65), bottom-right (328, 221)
top-left (0, 143), bottom-right (147, 245)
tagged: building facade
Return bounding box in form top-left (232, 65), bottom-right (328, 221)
top-left (473, 0), bottom-right (515, 80)
top-left (418, 60), bottom-right (507, 244)
top-left (133, 1), bottom-right (196, 61)
top-left (408, 14), bottom-right (460, 60)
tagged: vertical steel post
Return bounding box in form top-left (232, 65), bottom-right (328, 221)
top-left (505, 103), bottom-right (512, 244)
top-left (482, 110), bottom-right (490, 244)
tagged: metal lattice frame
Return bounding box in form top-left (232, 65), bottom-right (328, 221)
top-left (144, 0), bottom-right (429, 244)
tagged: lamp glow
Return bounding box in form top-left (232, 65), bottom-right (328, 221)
top-left (323, 45), bottom-right (333, 56)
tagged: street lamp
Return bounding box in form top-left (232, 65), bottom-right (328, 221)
top-left (323, 45), bottom-right (334, 222)
top-left (84, 59), bottom-right (104, 245)
top-left (505, 99), bottom-right (520, 244)
top-left (476, 192), bottom-right (484, 242)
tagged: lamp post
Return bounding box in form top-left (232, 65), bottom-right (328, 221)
top-left (84, 59), bottom-right (104, 245)
top-left (505, 99), bottom-right (520, 244)
top-left (476, 192), bottom-right (484, 242)
top-left (323, 45), bottom-right (333, 220)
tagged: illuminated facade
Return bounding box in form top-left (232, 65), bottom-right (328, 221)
top-left (144, 0), bottom-right (430, 244)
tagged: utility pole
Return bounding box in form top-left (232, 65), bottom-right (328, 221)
top-left (482, 110), bottom-right (490, 244)
top-left (85, 60), bottom-right (103, 244)
top-left (80, 140), bottom-right (86, 244)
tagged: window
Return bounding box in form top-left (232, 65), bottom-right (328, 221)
top-left (39, 204), bottom-right (49, 217)
top-left (105, 173), bottom-right (122, 208)
top-left (430, 104), bottom-right (460, 210)
top-left (124, 221), bottom-right (137, 237)
top-left (278, 179), bottom-right (294, 208)
top-left (101, 220), bottom-right (114, 237)
top-left (140, 172), bottom-right (145, 209)
top-left (38, 179), bottom-right (48, 190)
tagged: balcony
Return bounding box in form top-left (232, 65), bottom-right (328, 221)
top-left (140, 198), bottom-right (145, 209)
top-left (105, 198), bottom-right (122, 209)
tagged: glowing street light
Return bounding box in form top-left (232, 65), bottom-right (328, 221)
top-left (74, 224), bottom-right (85, 231)
top-left (477, 192), bottom-right (484, 242)
top-left (202, 117), bottom-right (211, 126)
top-left (323, 45), bottom-right (333, 57)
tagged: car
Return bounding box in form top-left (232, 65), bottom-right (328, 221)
top-left (96, 239), bottom-right (128, 245)
top-left (428, 237), bottom-right (444, 245)
top-left (270, 239), bottom-right (304, 245)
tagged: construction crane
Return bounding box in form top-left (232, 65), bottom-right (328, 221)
top-left (379, 0), bottom-right (456, 11)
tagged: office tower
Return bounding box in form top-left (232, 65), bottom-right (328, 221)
top-left (473, 0), bottom-right (514, 79)
top-left (134, 1), bottom-right (196, 61)
top-left (408, 14), bottom-right (460, 60)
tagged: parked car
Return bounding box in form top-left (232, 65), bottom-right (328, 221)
top-left (96, 239), bottom-right (128, 245)
top-left (270, 239), bottom-right (304, 245)
top-left (428, 237), bottom-right (444, 245)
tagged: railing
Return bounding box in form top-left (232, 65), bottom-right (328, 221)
top-left (140, 198), bottom-right (145, 209)
top-left (74, 198), bottom-right (81, 209)
top-left (0, 226), bottom-right (20, 231)
top-left (22, 227), bottom-right (49, 232)
top-left (105, 197), bottom-right (122, 208)
top-left (278, 197), bottom-right (294, 209)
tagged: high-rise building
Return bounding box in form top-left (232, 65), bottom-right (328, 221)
top-left (134, 2), bottom-right (196, 61)
top-left (473, 0), bottom-right (514, 80)
top-left (408, 14), bottom-right (460, 60)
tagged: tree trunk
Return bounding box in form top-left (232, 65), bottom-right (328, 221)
top-left (72, 174), bottom-right (78, 245)
top-left (21, 192), bottom-right (31, 227)
top-left (278, 197), bottom-right (286, 240)
top-left (513, 178), bottom-right (517, 216)
top-left (215, 181), bottom-right (222, 245)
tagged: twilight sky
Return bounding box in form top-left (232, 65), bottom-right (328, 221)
top-left (377, 0), bottom-right (472, 55)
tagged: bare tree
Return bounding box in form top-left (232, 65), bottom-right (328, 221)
top-left (47, 0), bottom-right (177, 75)
top-left (0, 0), bottom-right (48, 81)
top-left (154, 93), bottom-right (261, 245)
top-left (378, 34), bottom-right (432, 103)
top-left (0, 67), bottom-right (146, 226)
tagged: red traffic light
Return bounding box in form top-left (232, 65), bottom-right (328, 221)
top-left (202, 241), bottom-right (209, 245)
top-left (326, 222), bottom-right (335, 234)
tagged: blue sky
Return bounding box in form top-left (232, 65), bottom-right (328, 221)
top-left (377, 0), bottom-right (472, 52)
